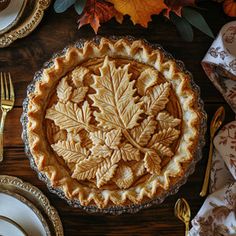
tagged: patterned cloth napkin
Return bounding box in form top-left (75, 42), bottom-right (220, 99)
top-left (189, 21), bottom-right (236, 236)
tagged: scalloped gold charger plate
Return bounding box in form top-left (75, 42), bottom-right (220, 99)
top-left (0, 0), bottom-right (51, 48)
top-left (0, 175), bottom-right (63, 235)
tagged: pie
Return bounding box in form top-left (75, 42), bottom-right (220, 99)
top-left (26, 37), bottom-right (202, 209)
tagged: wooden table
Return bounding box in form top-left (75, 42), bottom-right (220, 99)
top-left (0, 2), bottom-right (235, 235)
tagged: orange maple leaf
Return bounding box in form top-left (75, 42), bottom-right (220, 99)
top-left (107, 0), bottom-right (167, 27)
top-left (164, 0), bottom-right (196, 18)
top-left (78, 0), bottom-right (123, 33)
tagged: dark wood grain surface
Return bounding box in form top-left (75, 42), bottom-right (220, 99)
top-left (0, 2), bottom-right (235, 236)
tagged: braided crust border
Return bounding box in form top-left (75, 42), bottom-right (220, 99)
top-left (26, 38), bottom-right (201, 208)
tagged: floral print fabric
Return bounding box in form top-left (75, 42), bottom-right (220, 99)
top-left (202, 21), bottom-right (236, 113)
top-left (190, 21), bottom-right (236, 236)
top-left (190, 122), bottom-right (236, 236)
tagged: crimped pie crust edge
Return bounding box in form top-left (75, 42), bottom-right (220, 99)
top-left (26, 37), bottom-right (201, 208)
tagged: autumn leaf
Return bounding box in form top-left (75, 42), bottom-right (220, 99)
top-left (105, 129), bottom-right (122, 149)
top-left (136, 68), bottom-right (159, 96)
top-left (52, 140), bottom-right (89, 163)
top-left (73, 154), bottom-right (120, 182)
top-left (89, 131), bottom-right (106, 145)
top-left (142, 82), bottom-right (171, 116)
top-left (130, 116), bottom-right (157, 146)
top-left (91, 144), bottom-right (112, 157)
top-left (152, 143), bottom-right (173, 157)
top-left (157, 111), bottom-right (181, 129)
top-left (119, 144), bottom-right (140, 161)
top-left (72, 156), bottom-right (107, 180)
top-left (71, 87), bottom-right (89, 103)
top-left (107, 0), bottom-right (167, 27)
top-left (164, 0), bottom-right (196, 18)
top-left (72, 66), bottom-right (90, 88)
top-left (144, 151), bottom-right (161, 174)
top-left (45, 101), bottom-right (92, 133)
top-left (78, 0), bottom-right (123, 33)
top-left (90, 56), bottom-right (143, 130)
top-left (148, 127), bottom-right (180, 146)
top-left (96, 161), bottom-right (118, 188)
top-left (57, 76), bottom-right (72, 102)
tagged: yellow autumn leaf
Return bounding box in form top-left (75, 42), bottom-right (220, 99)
top-left (107, 0), bottom-right (167, 27)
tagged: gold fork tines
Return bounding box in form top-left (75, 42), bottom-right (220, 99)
top-left (175, 198), bottom-right (191, 236)
top-left (0, 72), bottom-right (15, 162)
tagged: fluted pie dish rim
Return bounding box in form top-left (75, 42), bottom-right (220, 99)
top-left (21, 36), bottom-right (207, 214)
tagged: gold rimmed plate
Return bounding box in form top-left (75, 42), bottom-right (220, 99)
top-left (0, 0), bottom-right (51, 48)
top-left (0, 0), bottom-right (27, 35)
top-left (0, 175), bottom-right (63, 235)
top-left (0, 189), bottom-right (51, 236)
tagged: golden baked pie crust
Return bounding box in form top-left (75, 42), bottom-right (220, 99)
top-left (27, 38), bottom-right (201, 208)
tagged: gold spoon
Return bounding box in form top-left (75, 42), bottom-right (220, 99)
top-left (200, 106), bottom-right (225, 197)
top-left (174, 198), bottom-right (191, 236)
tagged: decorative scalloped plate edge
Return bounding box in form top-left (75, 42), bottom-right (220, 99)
top-left (0, 0), bottom-right (51, 48)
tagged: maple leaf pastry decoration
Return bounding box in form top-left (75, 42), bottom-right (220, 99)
top-left (26, 38), bottom-right (203, 209)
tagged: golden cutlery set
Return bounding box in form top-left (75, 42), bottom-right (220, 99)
top-left (175, 106), bottom-right (225, 235)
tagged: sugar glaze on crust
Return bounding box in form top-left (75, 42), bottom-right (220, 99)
top-left (27, 38), bottom-right (201, 208)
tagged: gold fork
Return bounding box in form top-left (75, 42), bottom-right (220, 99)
top-left (0, 72), bottom-right (14, 162)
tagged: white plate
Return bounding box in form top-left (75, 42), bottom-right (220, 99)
top-left (0, 0), bottom-right (26, 34)
top-left (0, 175), bottom-right (63, 235)
top-left (0, 190), bottom-right (50, 236)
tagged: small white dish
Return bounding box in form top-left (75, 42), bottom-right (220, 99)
top-left (0, 0), bottom-right (27, 34)
top-left (0, 190), bottom-right (50, 236)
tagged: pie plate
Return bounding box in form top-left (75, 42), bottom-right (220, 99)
top-left (21, 37), bottom-right (207, 214)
